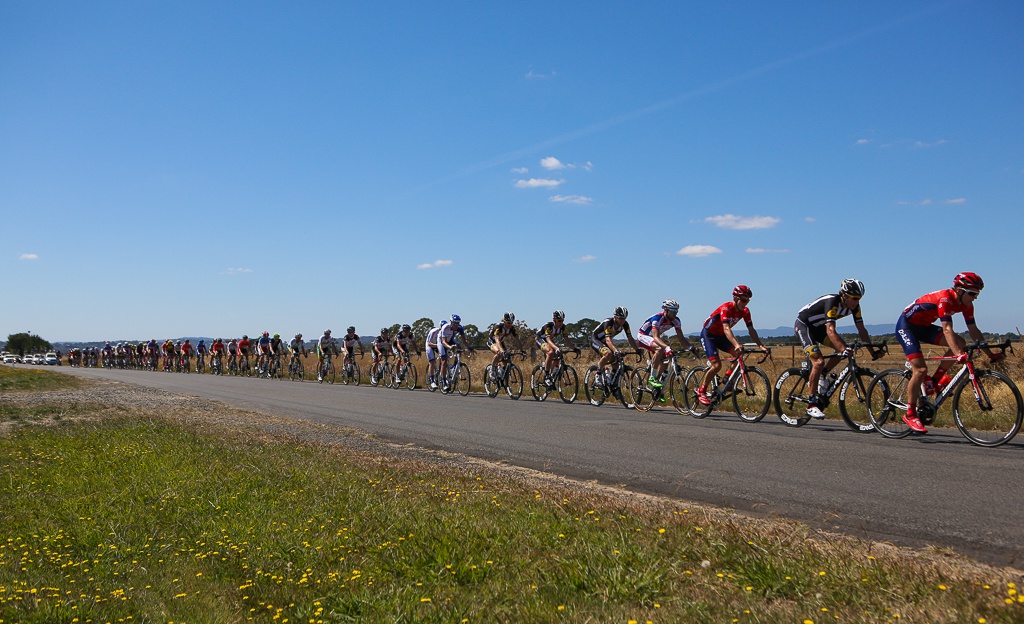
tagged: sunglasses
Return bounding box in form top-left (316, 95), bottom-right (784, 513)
top-left (963, 290), bottom-right (980, 298)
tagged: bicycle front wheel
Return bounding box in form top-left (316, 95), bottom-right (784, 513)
top-left (530, 365), bottom-right (550, 401)
top-left (682, 366), bottom-right (712, 418)
top-left (483, 365), bottom-right (499, 398)
top-left (616, 366), bottom-right (634, 408)
top-left (953, 370), bottom-right (1024, 447)
top-left (866, 369), bottom-right (912, 438)
top-left (557, 366), bottom-right (578, 404)
top-left (584, 366), bottom-right (607, 406)
top-left (838, 367), bottom-right (877, 432)
top-left (733, 366), bottom-right (771, 422)
top-left (403, 363), bottom-right (417, 390)
top-left (630, 368), bottom-right (656, 412)
top-left (506, 364), bottom-right (523, 399)
top-left (773, 367), bottom-right (811, 427)
top-left (455, 363), bottom-right (471, 397)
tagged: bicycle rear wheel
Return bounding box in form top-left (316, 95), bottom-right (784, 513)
top-left (773, 367), bottom-right (811, 427)
top-left (616, 365), bottom-right (634, 408)
top-left (530, 365), bottom-right (550, 401)
top-left (733, 366), bottom-right (771, 422)
top-left (455, 363), bottom-right (471, 397)
top-left (557, 366), bottom-right (578, 404)
top-left (866, 369), bottom-right (912, 438)
top-left (953, 370), bottom-right (1023, 447)
top-left (683, 367), bottom-right (713, 418)
top-left (630, 368), bottom-right (656, 412)
top-left (838, 367), bottom-right (877, 432)
top-left (584, 366), bottom-right (607, 406)
top-left (403, 362), bottom-right (417, 390)
top-left (382, 363), bottom-right (394, 388)
top-left (506, 364), bottom-right (523, 399)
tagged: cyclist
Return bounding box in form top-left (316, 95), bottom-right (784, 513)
top-left (195, 339), bottom-right (208, 370)
top-left (392, 324), bottom-right (419, 384)
top-left (535, 310), bottom-right (577, 387)
top-left (590, 306), bottom-right (639, 384)
top-left (696, 285), bottom-right (769, 406)
top-left (425, 323), bottom-right (443, 389)
top-left (227, 338), bottom-right (239, 370)
top-left (487, 312), bottom-right (519, 381)
top-left (371, 328), bottom-right (392, 385)
top-left (316, 329), bottom-right (336, 382)
top-left (266, 333), bottom-right (285, 376)
top-left (162, 340), bottom-right (175, 370)
top-left (341, 326), bottom-right (364, 372)
top-left (289, 333), bottom-right (307, 359)
top-left (437, 314), bottom-right (469, 390)
top-left (256, 331), bottom-right (272, 374)
top-left (896, 272), bottom-right (1003, 434)
top-left (794, 279), bottom-right (876, 419)
top-left (180, 339), bottom-right (194, 369)
top-left (637, 299), bottom-right (696, 388)
top-left (210, 338), bottom-right (226, 371)
top-left (238, 335), bottom-right (252, 369)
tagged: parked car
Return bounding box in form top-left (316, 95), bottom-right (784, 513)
top-left (31, 354), bottom-right (45, 365)
top-left (44, 352), bottom-right (58, 365)
top-left (2, 354), bottom-right (17, 364)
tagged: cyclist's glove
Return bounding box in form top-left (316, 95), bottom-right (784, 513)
top-left (989, 352), bottom-right (1006, 363)
top-left (955, 352), bottom-right (970, 364)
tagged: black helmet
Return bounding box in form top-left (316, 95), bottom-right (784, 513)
top-left (613, 306), bottom-right (628, 319)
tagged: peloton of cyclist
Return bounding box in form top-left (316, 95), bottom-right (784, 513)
top-left (535, 310), bottom-right (577, 387)
top-left (794, 279), bottom-right (875, 419)
top-left (316, 329), bottom-right (336, 382)
top-left (371, 328), bottom-right (392, 385)
top-left (487, 312), bottom-right (519, 381)
top-left (697, 285), bottom-right (769, 406)
top-left (590, 306), bottom-right (639, 383)
top-left (637, 299), bottom-right (696, 389)
top-left (896, 272), bottom-right (1003, 434)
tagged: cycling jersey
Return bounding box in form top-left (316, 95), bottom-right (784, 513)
top-left (392, 332), bottom-right (415, 351)
top-left (439, 322), bottom-right (466, 344)
top-left (256, 336), bottom-right (271, 355)
top-left (591, 317), bottom-right (631, 343)
top-left (196, 343), bottom-right (208, 355)
top-left (317, 335), bottom-right (335, 356)
top-left (181, 343), bottom-right (193, 355)
top-left (486, 324), bottom-right (517, 347)
top-left (227, 342), bottom-right (238, 355)
top-left (269, 337), bottom-right (283, 354)
top-left (238, 339), bottom-right (251, 355)
top-left (535, 321), bottom-right (566, 341)
top-left (702, 301), bottom-right (752, 336)
top-left (211, 342), bottom-right (226, 354)
top-left (901, 289), bottom-right (976, 327)
top-left (797, 293), bottom-right (862, 328)
top-left (342, 333), bottom-right (360, 349)
top-left (372, 336), bottom-right (390, 354)
top-left (289, 338), bottom-right (304, 353)
top-left (638, 312), bottom-right (681, 337)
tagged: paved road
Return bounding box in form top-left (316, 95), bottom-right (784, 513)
top-left (57, 366), bottom-right (1024, 568)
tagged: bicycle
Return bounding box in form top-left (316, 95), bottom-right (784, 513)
top-left (530, 348), bottom-right (580, 403)
top-left (340, 352), bottom-right (362, 386)
top-left (179, 354), bottom-right (191, 374)
top-left (239, 354), bottom-right (252, 377)
top-left (682, 345), bottom-right (772, 421)
top-left (484, 350), bottom-right (526, 399)
top-left (210, 353), bottom-right (224, 376)
top-left (266, 353), bottom-right (283, 379)
top-left (195, 353), bottom-right (206, 374)
top-left (866, 341), bottom-right (1022, 447)
top-left (370, 355), bottom-right (392, 388)
top-left (287, 353), bottom-right (304, 381)
top-left (227, 354), bottom-right (238, 376)
top-left (318, 353), bottom-right (336, 385)
top-left (773, 341), bottom-right (887, 431)
top-left (584, 350), bottom-right (641, 408)
top-left (438, 348), bottom-right (472, 397)
top-left (391, 353), bottom-right (418, 390)
top-left (632, 350), bottom-right (697, 413)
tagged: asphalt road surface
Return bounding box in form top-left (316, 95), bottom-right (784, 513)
top-left (56, 366), bottom-right (1024, 569)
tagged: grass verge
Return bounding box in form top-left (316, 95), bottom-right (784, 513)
top-left (1, 401), bottom-right (1021, 623)
top-left (0, 365), bottom-right (85, 393)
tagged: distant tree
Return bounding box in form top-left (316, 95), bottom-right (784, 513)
top-left (387, 323), bottom-right (402, 338)
top-left (566, 318), bottom-right (599, 344)
top-left (461, 324), bottom-right (482, 348)
top-left (411, 317), bottom-right (435, 343)
top-left (6, 332), bottom-right (52, 357)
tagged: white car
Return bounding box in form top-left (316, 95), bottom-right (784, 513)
top-left (32, 354), bottom-right (45, 365)
top-left (2, 354), bottom-right (16, 364)
top-left (44, 352), bottom-right (59, 365)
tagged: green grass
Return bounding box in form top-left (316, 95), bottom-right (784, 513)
top-left (0, 406), bottom-right (1021, 623)
top-left (0, 365), bottom-right (84, 393)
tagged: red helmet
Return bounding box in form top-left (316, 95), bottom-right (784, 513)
top-left (953, 272), bottom-right (984, 291)
top-left (262, 331), bottom-right (270, 337)
top-left (733, 284), bottom-right (753, 298)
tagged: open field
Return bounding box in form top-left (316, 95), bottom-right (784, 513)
top-left (1, 373), bottom-right (1023, 623)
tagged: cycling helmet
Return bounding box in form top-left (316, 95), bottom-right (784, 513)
top-left (552, 310), bottom-right (566, 321)
top-left (402, 324), bottom-right (411, 332)
top-left (295, 333), bottom-right (302, 339)
top-left (451, 314), bottom-right (461, 324)
top-left (839, 278), bottom-right (866, 297)
top-left (613, 306), bottom-right (628, 319)
top-left (242, 335), bottom-right (249, 340)
top-left (198, 339), bottom-right (204, 343)
top-left (662, 299), bottom-right (680, 312)
top-left (346, 326), bottom-right (355, 333)
top-left (380, 327), bottom-right (389, 334)
top-left (216, 338), bottom-right (222, 343)
top-left (184, 338), bottom-right (191, 343)
top-left (262, 331), bottom-right (269, 337)
top-left (733, 285), bottom-right (753, 299)
top-left (324, 329), bottom-right (332, 335)
top-left (502, 311), bottom-right (515, 323)
top-left (273, 333), bottom-right (280, 339)
top-left (953, 272), bottom-right (984, 291)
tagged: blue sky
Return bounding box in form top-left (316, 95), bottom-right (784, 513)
top-left (2, 0), bottom-right (1022, 341)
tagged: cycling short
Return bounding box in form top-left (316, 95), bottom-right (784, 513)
top-left (589, 337), bottom-right (611, 355)
top-left (425, 343), bottom-right (438, 362)
top-left (896, 316), bottom-right (943, 360)
top-left (794, 319), bottom-right (828, 355)
top-left (637, 334), bottom-right (673, 356)
top-left (699, 330), bottom-right (733, 362)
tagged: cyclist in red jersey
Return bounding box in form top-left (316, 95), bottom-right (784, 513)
top-left (238, 335), bottom-right (252, 357)
top-left (696, 285), bottom-right (769, 405)
top-left (896, 272), bottom-right (1003, 433)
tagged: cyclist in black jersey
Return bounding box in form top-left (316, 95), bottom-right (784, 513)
top-left (590, 306), bottom-right (639, 379)
top-left (535, 310), bottom-right (577, 385)
top-left (794, 278), bottom-right (875, 418)
top-left (487, 312), bottom-right (519, 380)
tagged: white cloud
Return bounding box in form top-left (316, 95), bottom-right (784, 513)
top-left (896, 199), bottom-right (932, 206)
top-left (945, 198), bottom-right (966, 204)
top-left (573, 254), bottom-right (597, 263)
top-left (514, 178), bottom-right (564, 189)
top-left (540, 156), bottom-right (565, 170)
top-left (511, 167), bottom-right (528, 174)
top-left (222, 267), bottom-right (252, 275)
top-left (526, 69), bottom-right (556, 79)
top-left (549, 194), bottom-right (593, 205)
top-left (913, 139), bottom-right (948, 148)
top-left (804, 216), bottom-right (816, 222)
top-left (855, 139), bottom-right (872, 145)
top-left (19, 253), bottom-right (38, 260)
top-left (675, 245), bottom-right (723, 258)
top-left (417, 259), bottom-right (453, 270)
top-left (746, 247), bottom-right (790, 254)
top-left (703, 214), bottom-right (780, 230)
